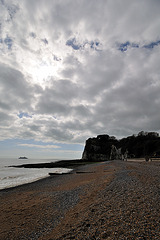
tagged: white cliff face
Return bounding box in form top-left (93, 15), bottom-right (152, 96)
top-left (81, 134), bottom-right (129, 161)
top-left (82, 135), bottom-right (116, 161)
top-left (110, 145), bottom-right (123, 160)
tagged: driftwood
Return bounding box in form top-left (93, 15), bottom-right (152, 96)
top-left (49, 172), bottom-right (72, 176)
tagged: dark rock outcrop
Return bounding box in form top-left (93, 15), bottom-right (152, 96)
top-left (82, 131), bottom-right (160, 161)
top-left (10, 159), bottom-right (92, 169)
top-left (82, 134), bottom-right (118, 161)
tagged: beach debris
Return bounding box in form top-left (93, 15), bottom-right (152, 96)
top-left (49, 172), bottom-right (72, 176)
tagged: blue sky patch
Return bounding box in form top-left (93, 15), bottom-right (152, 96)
top-left (4, 36), bottom-right (13, 50)
top-left (118, 41), bottom-right (130, 52)
top-left (131, 43), bottom-right (139, 48)
top-left (1, 0), bottom-right (19, 21)
top-left (18, 112), bottom-right (32, 118)
top-left (89, 40), bottom-right (100, 50)
top-left (118, 41), bottom-right (139, 52)
top-left (30, 32), bottom-right (36, 38)
top-left (42, 38), bottom-right (48, 44)
top-left (53, 55), bottom-right (61, 61)
top-left (143, 40), bottom-right (160, 49)
top-left (118, 40), bottom-right (160, 52)
top-left (66, 38), bottom-right (101, 51)
top-left (7, 4), bottom-right (19, 20)
top-left (66, 38), bottom-right (81, 50)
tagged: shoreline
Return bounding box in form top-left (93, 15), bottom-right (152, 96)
top-left (0, 160), bottom-right (104, 193)
top-left (10, 158), bottom-right (104, 168)
top-left (1, 158), bottom-right (157, 192)
top-left (1, 158), bottom-right (149, 192)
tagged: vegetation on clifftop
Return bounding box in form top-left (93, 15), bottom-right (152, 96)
top-left (119, 131), bottom-right (160, 158)
top-left (82, 131), bottom-right (160, 161)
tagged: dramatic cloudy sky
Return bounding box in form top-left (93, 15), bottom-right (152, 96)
top-left (0, 0), bottom-right (160, 159)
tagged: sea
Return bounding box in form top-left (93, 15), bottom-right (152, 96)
top-left (0, 158), bottom-right (72, 190)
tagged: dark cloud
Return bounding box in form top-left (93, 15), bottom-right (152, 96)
top-left (0, 111), bottom-right (13, 124)
top-left (35, 79), bottom-right (79, 115)
top-left (0, 63), bottom-right (35, 112)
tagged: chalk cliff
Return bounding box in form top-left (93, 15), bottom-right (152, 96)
top-left (82, 132), bottom-right (160, 161)
top-left (82, 134), bottom-right (118, 161)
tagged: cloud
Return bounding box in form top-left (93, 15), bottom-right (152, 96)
top-left (18, 143), bottom-right (61, 149)
top-left (0, 63), bottom-right (36, 112)
top-left (0, 0), bottom-right (160, 156)
top-left (66, 37), bottom-right (101, 51)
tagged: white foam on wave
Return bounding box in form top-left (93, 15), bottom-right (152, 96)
top-left (0, 159), bottom-right (73, 190)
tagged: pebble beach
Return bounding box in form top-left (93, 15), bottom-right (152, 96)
top-left (0, 160), bottom-right (160, 239)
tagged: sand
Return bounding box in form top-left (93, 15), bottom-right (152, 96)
top-left (0, 160), bottom-right (160, 239)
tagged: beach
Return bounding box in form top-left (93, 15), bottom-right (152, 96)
top-left (0, 160), bottom-right (160, 239)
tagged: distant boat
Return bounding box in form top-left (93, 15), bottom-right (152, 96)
top-left (19, 157), bottom-right (28, 159)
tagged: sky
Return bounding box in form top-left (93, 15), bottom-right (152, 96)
top-left (0, 0), bottom-right (160, 159)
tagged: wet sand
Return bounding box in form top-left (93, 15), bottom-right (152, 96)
top-left (0, 160), bottom-right (160, 239)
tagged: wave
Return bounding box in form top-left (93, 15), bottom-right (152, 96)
top-left (0, 167), bottom-right (72, 190)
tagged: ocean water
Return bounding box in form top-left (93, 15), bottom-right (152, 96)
top-left (0, 158), bottom-right (72, 190)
